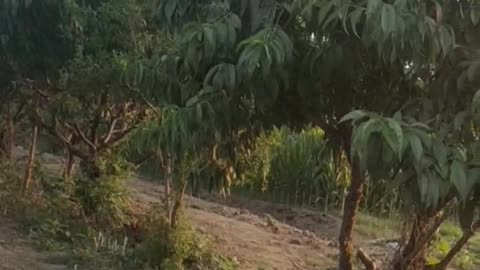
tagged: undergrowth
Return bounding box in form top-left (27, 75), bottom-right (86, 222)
top-left (0, 157), bottom-right (236, 270)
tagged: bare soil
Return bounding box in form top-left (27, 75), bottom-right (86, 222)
top-left (0, 147), bottom-right (401, 270)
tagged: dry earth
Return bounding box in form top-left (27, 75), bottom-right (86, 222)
top-left (0, 147), bottom-right (411, 270)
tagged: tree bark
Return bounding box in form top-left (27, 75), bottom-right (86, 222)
top-left (63, 149), bottom-right (75, 179)
top-left (357, 248), bottom-right (377, 270)
top-left (391, 215), bottom-right (432, 270)
top-left (23, 125), bottom-right (38, 194)
top-left (338, 159), bottom-right (364, 270)
top-left (164, 158), bottom-right (172, 226)
top-left (171, 178), bottom-right (188, 229)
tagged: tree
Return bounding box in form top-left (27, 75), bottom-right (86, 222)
top-left (151, 0), bottom-right (480, 269)
top-left (0, 0), bottom-right (76, 158)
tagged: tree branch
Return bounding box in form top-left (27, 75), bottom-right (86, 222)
top-left (430, 221), bottom-right (480, 270)
top-left (356, 248), bottom-right (377, 270)
top-left (102, 117), bottom-right (118, 144)
top-left (402, 201), bottom-right (453, 269)
top-left (31, 111), bottom-right (88, 160)
top-left (74, 124), bottom-right (97, 152)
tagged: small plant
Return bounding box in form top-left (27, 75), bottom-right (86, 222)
top-left (139, 209), bottom-right (237, 270)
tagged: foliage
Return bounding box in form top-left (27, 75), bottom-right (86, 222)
top-left (237, 126), bottom-right (347, 208)
top-left (139, 211), bottom-right (236, 270)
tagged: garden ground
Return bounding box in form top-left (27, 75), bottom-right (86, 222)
top-left (0, 147), bottom-right (475, 270)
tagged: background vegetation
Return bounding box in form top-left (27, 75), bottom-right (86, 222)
top-left (2, 0), bottom-right (480, 270)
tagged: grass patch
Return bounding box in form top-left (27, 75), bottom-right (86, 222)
top-left (427, 222), bottom-right (480, 270)
top-left (354, 211), bottom-right (401, 240)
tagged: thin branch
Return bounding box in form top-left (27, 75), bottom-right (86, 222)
top-left (102, 118), bottom-right (119, 144)
top-left (132, 152), bottom-right (155, 169)
top-left (430, 220), bottom-right (480, 270)
top-left (74, 124), bottom-right (97, 152)
top-left (90, 93), bottom-right (108, 144)
top-left (128, 86), bottom-right (161, 119)
top-left (31, 111), bottom-right (88, 160)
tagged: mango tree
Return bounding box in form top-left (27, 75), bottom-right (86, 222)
top-left (153, 0), bottom-right (480, 269)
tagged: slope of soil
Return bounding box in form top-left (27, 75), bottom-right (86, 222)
top-left (0, 147), bottom-right (460, 270)
top-left (130, 179), bottom-right (338, 270)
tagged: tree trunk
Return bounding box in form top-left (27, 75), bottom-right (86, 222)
top-left (63, 149), bottom-right (75, 179)
top-left (391, 215), bottom-right (431, 270)
top-left (338, 159), bottom-right (364, 270)
top-left (171, 178), bottom-right (188, 229)
top-left (2, 104), bottom-right (16, 158)
top-left (23, 125), bottom-right (38, 194)
top-left (164, 158), bottom-right (172, 226)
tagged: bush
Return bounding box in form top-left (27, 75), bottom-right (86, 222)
top-left (140, 209), bottom-right (237, 270)
top-left (237, 126), bottom-right (345, 208)
top-left (74, 153), bottom-right (134, 229)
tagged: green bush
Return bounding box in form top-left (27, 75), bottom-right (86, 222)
top-left (140, 210), bottom-right (237, 270)
top-left (74, 153), bottom-right (134, 229)
top-left (237, 126), bottom-right (345, 208)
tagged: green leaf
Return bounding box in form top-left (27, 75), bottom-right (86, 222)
top-left (467, 62), bottom-right (480, 82)
top-left (164, 0), bottom-right (177, 25)
top-left (203, 26), bottom-right (216, 59)
top-left (366, 0), bottom-right (381, 18)
top-left (317, 2), bottom-right (333, 26)
top-left (472, 89), bottom-right (480, 113)
top-left (467, 168), bottom-right (480, 185)
top-left (439, 25), bottom-right (452, 56)
top-left (394, 0), bottom-right (407, 10)
top-left (450, 161), bottom-right (469, 200)
top-left (409, 134), bottom-right (423, 161)
top-left (350, 8), bottom-right (364, 38)
top-left (383, 119), bottom-right (403, 158)
top-left (433, 139), bottom-right (447, 165)
top-left (381, 4), bottom-right (396, 33)
top-left (471, 8), bottom-right (480, 25)
top-left (454, 111), bottom-right (467, 130)
top-left (204, 65), bottom-right (220, 87)
top-left (224, 64), bottom-right (236, 92)
top-left (339, 110), bottom-right (367, 123)
top-left (419, 173), bottom-right (429, 205)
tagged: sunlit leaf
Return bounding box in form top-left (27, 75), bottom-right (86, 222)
top-left (339, 110), bottom-right (367, 123)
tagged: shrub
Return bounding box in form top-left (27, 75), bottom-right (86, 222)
top-left (237, 126), bottom-right (345, 208)
top-left (140, 209), bottom-right (237, 270)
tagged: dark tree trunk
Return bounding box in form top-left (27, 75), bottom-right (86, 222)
top-left (23, 125), bottom-right (38, 194)
top-left (338, 159), bottom-right (364, 270)
top-left (391, 215), bottom-right (431, 270)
